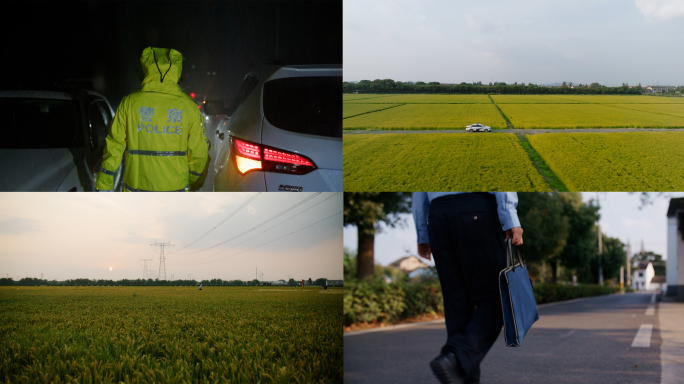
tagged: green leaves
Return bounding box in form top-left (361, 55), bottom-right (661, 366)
top-left (533, 283), bottom-right (619, 305)
top-left (343, 277), bottom-right (442, 326)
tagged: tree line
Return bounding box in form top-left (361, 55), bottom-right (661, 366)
top-left (0, 277), bottom-right (332, 287)
top-left (343, 79), bottom-right (644, 95)
top-left (343, 193), bottom-right (660, 285)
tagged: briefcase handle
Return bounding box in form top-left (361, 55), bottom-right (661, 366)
top-left (505, 237), bottom-right (525, 269)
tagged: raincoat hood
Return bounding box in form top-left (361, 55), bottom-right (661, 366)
top-left (140, 47), bottom-right (183, 85)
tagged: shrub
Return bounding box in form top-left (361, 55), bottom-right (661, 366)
top-left (533, 283), bottom-right (619, 304)
top-left (403, 284), bottom-right (443, 318)
top-left (345, 279), bottom-right (621, 326)
top-left (343, 275), bottom-right (443, 326)
top-left (344, 277), bottom-right (406, 325)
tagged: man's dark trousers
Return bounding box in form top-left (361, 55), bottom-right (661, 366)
top-left (428, 193), bottom-right (508, 383)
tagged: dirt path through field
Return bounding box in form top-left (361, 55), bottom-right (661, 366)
top-left (344, 128), bottom-right (684, 134)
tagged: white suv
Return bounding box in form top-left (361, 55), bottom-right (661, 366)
top-left (208, 63), bottom-right (342, 192)
top-left (0, 89), bottom-right (122, 191)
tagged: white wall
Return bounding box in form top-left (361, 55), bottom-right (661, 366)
top-left (633, 263), bottom-right (656, 290)
top-left (667, 216), bottom-right (678, 287)
top-left (678, 217), bottom-right (684, 286)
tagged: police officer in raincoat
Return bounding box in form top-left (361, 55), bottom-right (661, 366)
top-left (97, 47), bottom-right (208, 191)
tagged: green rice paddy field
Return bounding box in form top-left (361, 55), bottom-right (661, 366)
top-left (343, 94), bottom-right (684, 130)
top-left (343, 104), bottom-right (507, 130)
top-left (343, 133), bottom-right (549, 191)
top-left (343, 132), bottom-right (684, 191)
top-left (0, 286), bottom-right (342, 384)
top-left (528, 132), bottom-right (684, 191)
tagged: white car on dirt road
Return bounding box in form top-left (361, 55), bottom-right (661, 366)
top-left (466, 123), bottom-right (491, 132)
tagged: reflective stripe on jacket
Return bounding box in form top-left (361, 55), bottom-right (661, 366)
top-left (96, 47), bottom-right (208, 191)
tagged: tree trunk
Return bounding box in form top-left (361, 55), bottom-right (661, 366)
top-left (356, 225), bottom-right (375, 280)
top-left (550, 259), bottom-right (558, 284)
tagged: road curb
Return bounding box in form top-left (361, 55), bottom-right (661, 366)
top-left (659, 301), bottom-right (684, 384)
top-left (536, 291), bottom-right (627, 308)
top-left (344, 319), bottom-right (445, 337)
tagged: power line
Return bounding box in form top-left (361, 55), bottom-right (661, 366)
top-left (172, 192), bottom-right (340, 265)
top-left (138, 258), bottom-right (153, 279)
top-left (173, 192), bottom-right (322, 256)
top-left (151, 241), bottom-right (174, 280)
top-left (180, 210), bottom-right (342, 266)
top-left (171, 193), bottom-right (261, 254)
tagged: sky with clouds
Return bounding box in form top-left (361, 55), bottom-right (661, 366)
top-left (0, 192), bottom-right (342, 282)
top-left (344, 192), bottom-right (684, 267)
top-left (344, 0), bottom-right (684, 85)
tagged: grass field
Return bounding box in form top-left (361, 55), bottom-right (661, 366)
top-left (343, 103), bottom-right (401, 119)
top-left (490, 95), bottom-right (588, 104)
top-left (344, 94), bottom-right (491, 104)
top-left (491, 95), bottom-right (684, 104)
top-left (343, 94), bottom-right (684, 130)
top-left (343, 104), bottom-right (507, 130)
top-left (606, 104), bottom-right (684, 119)
top-left (342, 94), bottom-right (395, 102)
top-left (527, 132), bottom-right (684, 191)
top-left (499, 104), bottom-right (684, 128)
top-left (343, 133), bottom-right (549, 191)
top-left (0, 286), bottom-right (342, 384)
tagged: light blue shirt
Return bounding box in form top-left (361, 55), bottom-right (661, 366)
top-left (412, 192), bottom-right (521, 244)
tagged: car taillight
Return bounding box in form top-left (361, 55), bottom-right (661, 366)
top-left (234, 139), bottom-right (262, 174)
top-left (231, 137), bottom-right (317, 175)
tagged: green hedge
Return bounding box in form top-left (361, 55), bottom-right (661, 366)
top-left (533, 283), bottom-right (620, 304)
top-left (343, 278), bottom-right (443, 326)
top-left (345, 280), bottom-right (619, 326)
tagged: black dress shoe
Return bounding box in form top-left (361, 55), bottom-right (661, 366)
top-left (430, 352), bottom-right (466, 384)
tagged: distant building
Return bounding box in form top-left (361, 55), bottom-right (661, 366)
top-left (647, 86), bottom-right (675, 93)
top-left (327, 280), bottom-right (343, 287)
top-left (632, 261), bottom-right (655, 290)
top-left (650, 275), bottom-right (666, 291)
top-left (389, 255), bottom-right (428, 274)
top-left (666, 198), bottom-right (684, 300)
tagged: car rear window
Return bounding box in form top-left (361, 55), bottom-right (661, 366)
top-left (263, 76), bottom-right (342, 138)
top-left (0, 98), bottom-right (82, 148)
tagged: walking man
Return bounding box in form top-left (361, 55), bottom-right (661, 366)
top-left (97, 47), bottom-right (208, 192)
top-left (412, 192), bottom-right (523, 384)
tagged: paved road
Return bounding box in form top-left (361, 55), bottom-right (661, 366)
top-left (344, 292), bottom-right (662, 384)
top-left (344, 128), bottom-right (684, 135)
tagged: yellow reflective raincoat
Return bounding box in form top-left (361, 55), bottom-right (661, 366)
top-left (96, 47), bottom-right (208, 191)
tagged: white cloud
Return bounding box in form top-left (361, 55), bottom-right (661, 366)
top-left (622, 217), bottom-right (655, 230)
top-left (375, 0), bottom-right (397, 15)
top-left (635, 0), bottom-right (684, 21)
top-left (466, 14), bottom-right (482, 31)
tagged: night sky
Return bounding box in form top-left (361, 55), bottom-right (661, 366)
top-left (3, 0), bottom-right (342, 110)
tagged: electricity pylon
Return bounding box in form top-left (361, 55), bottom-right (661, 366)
top-left (138, 258), bottom-right (153, 280)
top-left (150, 241), bottom-right (174, 280)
